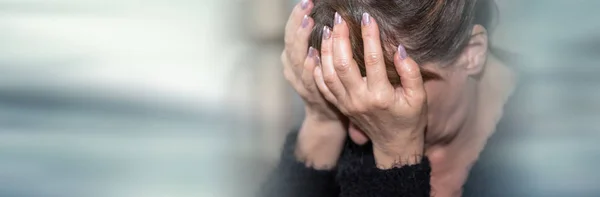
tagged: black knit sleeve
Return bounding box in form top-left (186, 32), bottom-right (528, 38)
top-left (337, 142), bottom-right (431, 197)
top-left (258, 131), bottom-right (340, 197)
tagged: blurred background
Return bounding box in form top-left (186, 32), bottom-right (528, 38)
top-left (0, 0), bottom-right (598, 196)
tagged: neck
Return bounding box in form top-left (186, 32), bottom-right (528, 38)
top-left (431, 54), bottom-right (517, 156)
top-left (428, 54), bottom-right (517, 197)
top-left (461, 54), bottom-right (516, 146)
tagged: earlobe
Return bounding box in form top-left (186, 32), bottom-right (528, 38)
top-left (464, 25), bottom-right (488, 76)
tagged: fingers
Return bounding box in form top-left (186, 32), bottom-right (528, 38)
top-left (285, 0), bottom-right (313, 43)
top-left (320, 26), bottom-right (347, 99)
top-left (284, 1), bottom-right (314, 67)
top-left (331, 12), bottom-right (364, 92)
top-left (301, 47), bottom-right (320, 93)
top-left (291, 15), bottom-right (315, 69)
top-left (314, 63), bottom-right (338, 104)
top-left (360, 12), bottom-right (392, 91)
top-left (394, 44), bottom-right (426, 106)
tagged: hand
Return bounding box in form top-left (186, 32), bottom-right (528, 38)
top-left (315, 13), bottom-right (427, 169)
top-left (282, 0), bottom-right (347, 169)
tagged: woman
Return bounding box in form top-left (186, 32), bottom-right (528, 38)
top-left (261, 0), bottom-right (516, 196)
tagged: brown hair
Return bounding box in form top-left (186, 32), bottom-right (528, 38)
top-left (309, 0), bottom-right (498, 84)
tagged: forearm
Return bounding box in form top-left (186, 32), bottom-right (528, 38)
top-left (295, 115), bottom-right (347, 169)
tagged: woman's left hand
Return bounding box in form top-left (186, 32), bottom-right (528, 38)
top-left (314, 13), bottom-right (428, 169)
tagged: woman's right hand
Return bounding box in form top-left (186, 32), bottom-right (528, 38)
top-left (282, 0), bottom-right (347, 170)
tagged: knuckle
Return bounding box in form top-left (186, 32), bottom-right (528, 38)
top-left (331, 31), bottom-right (344, 40)
top-left (304, 85), bottom-right (316, 93)
top-left (413, 92), bottom-right (427, 103)
top-left (348, 101), bottom-right (366, 114)
top-left (354, 105), bottom-right (367, 114)
top-left (372, 99), bottom-right (390, 110)
top-left (284, 37), bottom-right (294, 48)
top-left (406, 88), bottom-right (424, 99)
top-left (371, 93), bottom-right (391, 109)
top-left (364, 52), bottom-right (381, 66)
top-left (322, 74), bottom-right (337, 86)
top-left (334, 58), bottom-right (351, 72)
top-left (320, 46), bottom-right (331, 55)
top-left (288, 54), bottom-right (303, 67)
top-left (295, 27), bottom-right (306, 39)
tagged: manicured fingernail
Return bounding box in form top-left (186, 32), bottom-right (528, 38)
top-left (362, 12), bottom-right (371, 26)
top-left (334, 12), bottom-right (342, 25)
top-left (302, 15), bottom-right (309, 28)
top-left (398, 44), bottom-right (407, 60)
top-left (308, 47), bottom-right (316, 58)
top-left (301, 0), bottom-right (309, 10)
top-left (322, 26), bottom-right (331, 40)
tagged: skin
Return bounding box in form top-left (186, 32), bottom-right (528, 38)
top-left (316, 12), bottom-right (427, 167)
top-left (282, 0), bottom-right (516, 196)
top-left (282, 0), bottom-right (346, 170)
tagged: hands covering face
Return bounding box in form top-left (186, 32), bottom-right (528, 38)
top-left (311, 12), bottom-right (428, 166)
top-left (283, 0), bottom-right (428, 168)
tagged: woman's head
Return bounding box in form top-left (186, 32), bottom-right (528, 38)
top-left (309, 0), bottom-right (498, 144)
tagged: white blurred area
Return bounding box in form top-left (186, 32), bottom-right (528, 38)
top-left (0, 0), bottom-right (272, 196)
top-left (0, 0), bottom-right (240, 105)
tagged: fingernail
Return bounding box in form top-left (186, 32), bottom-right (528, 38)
top-left (301, 0), bottom-right (309, 10)
top-left (362, 12), bottom-right (371, 26)
top-left (322, 26), bottom-right (331, 40)
top-left (334, 12), bottom-right (342, 25)
top-left (302, 15), bottom-right (309, 28)
top-left (398, 44), bottom-right (407, 60)
top-left (308, 47), bottom-right (316, 58)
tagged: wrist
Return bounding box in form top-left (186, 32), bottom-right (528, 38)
top-left (304, 106), bottom-right (342, 123)
top-left (372, 133), bottom-right (424, 169)
top-left (295, 116), bottom-right (346, 170)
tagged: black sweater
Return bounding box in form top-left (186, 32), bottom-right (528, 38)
top-left (259, 131), bottom-right (432, 197)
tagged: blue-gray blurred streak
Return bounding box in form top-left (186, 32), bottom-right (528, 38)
top-left (0, 0), bottom-right (254, 197)
top-left (468, 0), bottom-right (600, 196)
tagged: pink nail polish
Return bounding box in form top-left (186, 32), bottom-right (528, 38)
top-left (362, 12), bottom-right (371, 26)
top-left (301, 0), bottom-right (309, 10)
top-left (308, 47), bottom-right (316, 58)
top-left (398, 44), bottom-right (407, 60)
top-left (302, 15), bottom-right (309, 28)
top-left (334, 12), bottom-right (342, 25)
top-left (322, 26), bottom-right (331, 40)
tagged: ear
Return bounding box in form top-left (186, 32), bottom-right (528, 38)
top-left (462, 25), bottom-right (488, 76)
